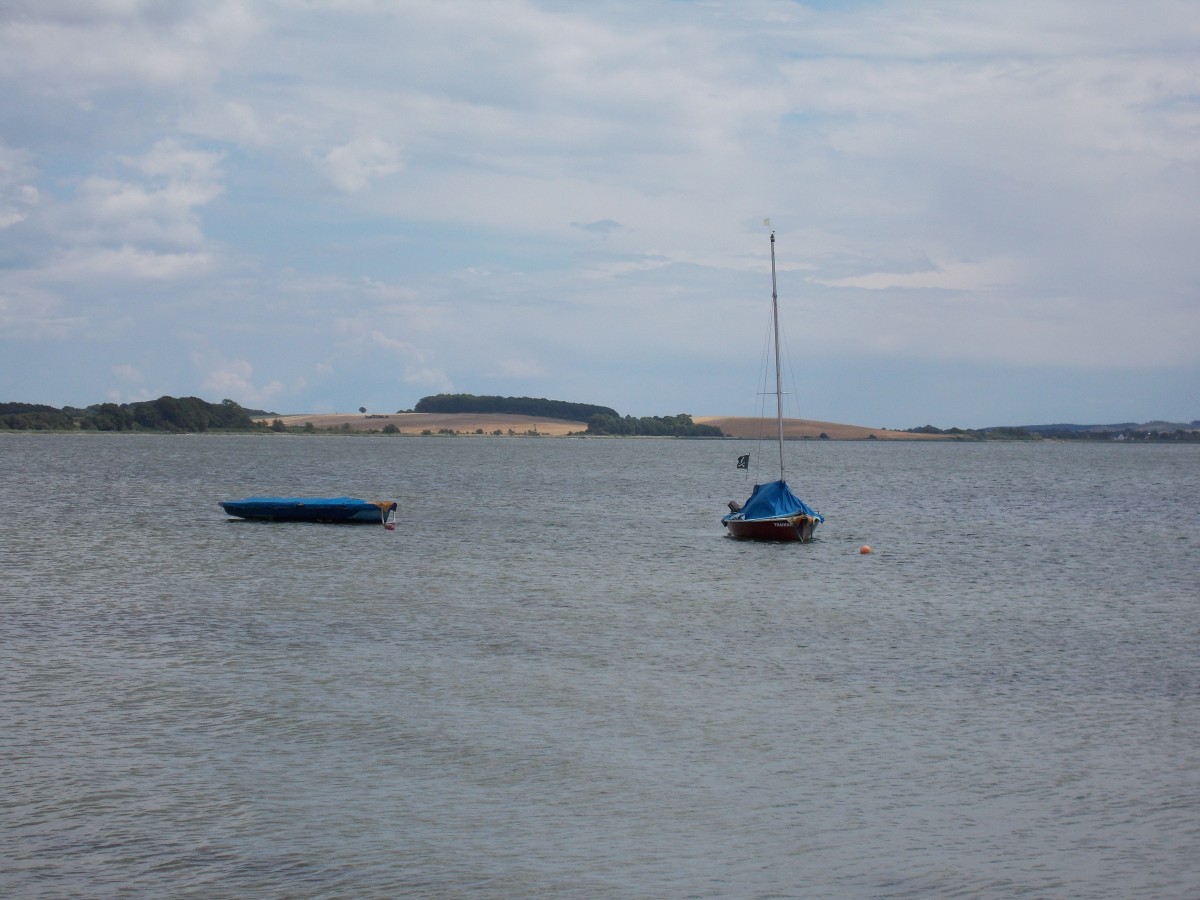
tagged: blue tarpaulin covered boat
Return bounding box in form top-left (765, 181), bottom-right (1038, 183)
top-left (220, 497), bottom-right (397, 524)
top-left (722, 479), bottom-right (825, 541)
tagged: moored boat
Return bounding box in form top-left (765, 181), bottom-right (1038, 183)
top-left (722, 230), bottom-right (825, 543)
top-left (724, 481), bottom-right (823, 542)
top-left (220, 497), bottom-right (397, 524)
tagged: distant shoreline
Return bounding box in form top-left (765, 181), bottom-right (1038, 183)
top-left (257, 412), bottom-right (953, 440)
top-left (693, 416), bottom-right (949, 441)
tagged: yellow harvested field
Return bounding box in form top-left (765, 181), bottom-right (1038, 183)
top-left (258, 412), bottom-right (586, 435)
top-left (693, 416), bottom-right (950, 440)
top-left (258, 412), bottom-right (950, 439)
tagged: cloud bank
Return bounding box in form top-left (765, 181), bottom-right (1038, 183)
top-left (1, 1), bottom-right (1197, 426)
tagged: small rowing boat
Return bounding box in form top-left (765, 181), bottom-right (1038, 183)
top-left (220, 497), bottom-right (397, 524)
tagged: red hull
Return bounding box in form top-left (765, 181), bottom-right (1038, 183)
top-left (724, 514), bottom-right (818, 542)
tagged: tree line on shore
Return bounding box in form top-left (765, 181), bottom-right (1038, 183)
top-left (411, 394), bottom-right (721, 436)
top-left (905, 423), bottom-right (1200, 442)
top-left (414, 393), bottom-right (618, 422)
top-left (583, 413), bottom-right (722, 437)
top-left (5, 394), bottom-right (1195, 440)
top-left (0, 398), bottom-right (262, 432)
top-left (0, 394), bottom-right (722, 437)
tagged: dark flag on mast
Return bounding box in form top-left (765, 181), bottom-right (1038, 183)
top-left (736, 454), bottom-right (749, 469)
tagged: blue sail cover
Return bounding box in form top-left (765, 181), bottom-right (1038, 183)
top-left (735, 480), bottom-right (824, 522)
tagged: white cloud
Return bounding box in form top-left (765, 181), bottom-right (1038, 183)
top-left (0, 284), bottom-right (85, 340)
top-left (0, 2), bottom-right (258, 99)
top-left (323, 137), bottom-right (404, 192)
top-left (49, 245), bottom-right (212, 281)
top-left (70, 139), bottom-right (225, 248)
top-left (8, 138), bottom-right (225, 287)
top-left (195, 353), bottom-right (284, 407)
top-left (123, 137), bottom-right (224, 183)
top-left (817, 259), bottom-right (1020, 292)
top-left (491, 356), bottom-right (547, 380)
top-left (0, 143), bottom-right (39, 228)
top-left (402, 364), bottom-right (454, 392)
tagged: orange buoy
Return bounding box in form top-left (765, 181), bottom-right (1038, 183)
top-left (859, 544), bottom-right (872, 554)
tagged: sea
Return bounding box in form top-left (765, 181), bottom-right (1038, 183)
top-left (2, 432), bottom-right (1198, 898)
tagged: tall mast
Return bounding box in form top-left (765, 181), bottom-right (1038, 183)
top-left (770, 231), bottom-right (784, 480)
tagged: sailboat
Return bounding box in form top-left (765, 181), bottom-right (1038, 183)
top-left (721, 231), bottom-right (825, 542)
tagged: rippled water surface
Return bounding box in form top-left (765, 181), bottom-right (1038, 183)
top-left (3, 434), bottom-right (1198, 897)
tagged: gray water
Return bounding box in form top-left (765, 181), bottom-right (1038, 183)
top-left (2, 433), bottom-right (1198, 898)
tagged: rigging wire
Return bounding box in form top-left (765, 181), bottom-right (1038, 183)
top-left (747, 295), bottom-right (775, 484)
top-left (742, 233), bottom-right (808, 486)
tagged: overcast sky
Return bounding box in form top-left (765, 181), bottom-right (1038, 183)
top-left (2, 1), bottom-right (1197, 428)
